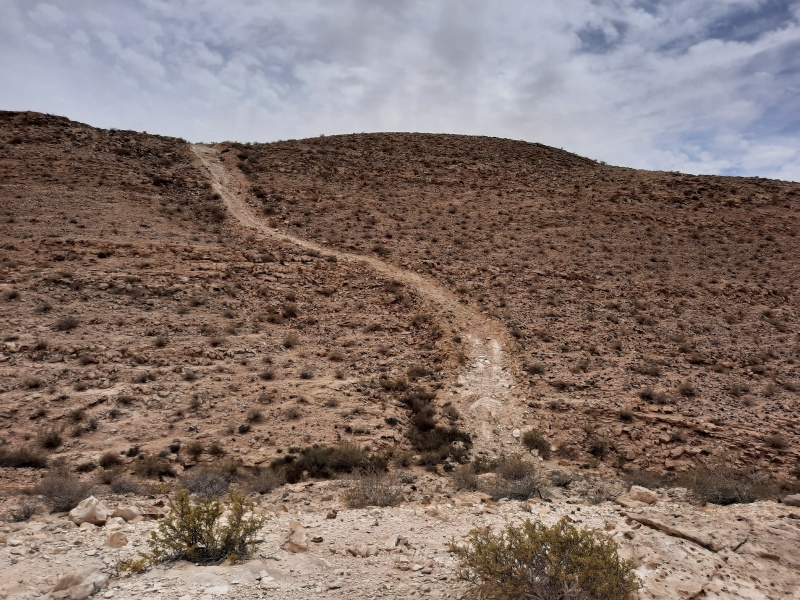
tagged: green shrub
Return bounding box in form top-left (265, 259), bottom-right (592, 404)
top-left (453, 517), bottom-right (639, 600)
top-left (139, 489), bottom-right (265, 566)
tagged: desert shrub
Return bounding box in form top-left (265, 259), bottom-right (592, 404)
top-left (407, 425), bottom-right (471, 454)
top-left (180, 468), bottom-right (230, 499)
top-left (34, 471), bottom-right (92, 511)
top-left (0, 446), bottom-right (48, 468)
top-left (618, 409), bottom-right (634, 423)
top-left (521, 429), bottom-right (551, 458)
top-left (342, 471), bottom-right (403, 508)
top-left (451, 464), bottom-right (480, 491)
top-left (37, 427), bottom-right (63, 449)
top-left (485, 456), bottom-right (544, 501)
top-left (680, 466), bottom-right (778, 505)
top-left (764, 434), bottom-right (787, 450)
top-left (134, 455), bottom-right (176, 478)
top-left (247, 466), bottom-right (285, 494)
top-left (186, 440), bottom-right (205, 459)
top-left (453, 517), bottom-right (639, 600)
top-left (109, 476), bottom-right (148, 495)
top-left (678, 382), bottom-right (697, 397)
top-left (208, 442), bottom-right (225, 456)
top-left (134, 489), bottom-right (266, 567)
top-left (279, 443), bottom-right (380, 483)
top-left (588, 437), bottom-right (610, 458)
top-left (54, 316), bottom-right (79, 331)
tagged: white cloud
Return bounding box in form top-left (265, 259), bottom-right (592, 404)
top-left (0, 0), bottom-right (797, 180)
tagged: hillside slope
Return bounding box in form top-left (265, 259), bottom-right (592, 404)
top-left (228, 132), bottom-right (800, 478)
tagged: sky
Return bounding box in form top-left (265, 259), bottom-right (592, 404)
top-left (2, 0), bottom-right (799, 181)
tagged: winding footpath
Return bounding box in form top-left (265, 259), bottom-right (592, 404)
top-left (191, 143), bottom-right (527, 456)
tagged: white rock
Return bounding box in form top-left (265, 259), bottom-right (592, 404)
top-left (69, 496), bottom-right (110, 526)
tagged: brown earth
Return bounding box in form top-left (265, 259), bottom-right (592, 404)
top-left (224, 133), bottom-right (800, 479)
top-left (1, 111), bottom-right (800, 599)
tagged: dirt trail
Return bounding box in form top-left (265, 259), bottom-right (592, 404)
top-left (191, 143), bottom-right (527, 455)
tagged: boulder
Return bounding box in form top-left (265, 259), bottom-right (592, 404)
top-left (782, 494), bottom-right (800, 507)
top-left (627, 486), bottom-right (659, 504)
top-left (52, 569), bottom-right (108, 599)
top-left (104, 532), bottom-right (128, 548)
top-left (283, 520), bottom-right (308, 553)
top-left (111, 506), bottom-right (141, 521)
top-left (69, 496), bottom-right (109, 526)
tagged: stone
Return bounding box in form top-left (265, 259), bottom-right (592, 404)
top-left (104, 532), bottom-right (128, 548)
top-left (626, 486), bottom-right (658, 505)
top-left (69, 497), bottom-right (110, 526)
top-left (52, 569), bottom-right (108, 599)
top-left (104, 517), bottom-right (127, 532)
top-left (111, 506), bottom-right (141, 521)
top-left (782, 494), bottom-right (800, 507)
top-left (283, 520), bottom-right (308, 553)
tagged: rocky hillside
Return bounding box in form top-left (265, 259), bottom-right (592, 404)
top-left (228, 133), bottom-right (800, 479)
top-left (1, 112), bottom-right (800, 600)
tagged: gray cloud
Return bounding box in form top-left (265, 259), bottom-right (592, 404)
top-left (1, 0), bottom-right (798, 180)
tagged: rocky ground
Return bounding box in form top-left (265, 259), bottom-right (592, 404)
top-left (1, 479), bottom-right (799, 600)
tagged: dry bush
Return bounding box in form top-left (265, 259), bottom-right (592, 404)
top-left (99, 451), bottom-right (123, 469)
top-left (186, 440), bottom-right (205, 459)
top-left (451, 464), bottom-right (480, 491)
top-left (521, 429), bottom-right (551, 458)
top-left (54, 316), bottom-right (79, 331)
top-left (342, 471), bottom-right (404, 508)
top-left (34, 471), bottom-right (92, 511)
top-left (37, 427), bottom-right (63, 450)
top-left (452, 517), bottom-right (639, 600)
top-left (134, 455), bottom-right (177, 478)
top-left (0, 446), bottom-right (48, 468)
top-left (180, 467), bottom-right (230, 499)
top-left (247, 466), bottom-right (286, 494)
top-left (680, 465), bottom-right (778, 505)
top-left (484, 456), bottom-right (545, 501)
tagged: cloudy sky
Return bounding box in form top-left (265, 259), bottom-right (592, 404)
top-left (2, 1), bottom-right (799, 180)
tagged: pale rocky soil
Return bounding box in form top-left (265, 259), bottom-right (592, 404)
top-left (2, 111), bottom-right (800, 599)
top-left (2, 479), bottom-right (800, 600)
